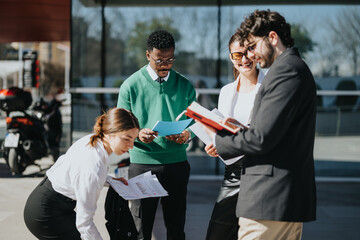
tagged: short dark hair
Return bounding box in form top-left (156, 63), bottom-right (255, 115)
top-left (238, 9), bottom-right (294, 48)
top-left (146, 30), bottom-right (175, 51)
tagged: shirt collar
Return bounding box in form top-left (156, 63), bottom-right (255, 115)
top-left (146, 64), bottom-right (170, 82)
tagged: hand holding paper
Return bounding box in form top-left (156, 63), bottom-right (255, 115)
top-left (222, 117), bottom-right (244, 129)
top-left (139, 128), bottom-right (158, 143)
top-left (189, 108), bottom-right (222, 146)
top-left (107, 171), bottom-right (168, 200)
top-left (111, 177), bottom-right (128, 185)
top-left (205, 143), bottom-right (219, 157)
top-left (165, 129), bottom-right (190, 144)
top-left (188, 104), bottom-right (245, 166)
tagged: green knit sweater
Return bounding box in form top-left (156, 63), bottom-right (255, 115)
top-left (117, 66), bottom-right (196, 164)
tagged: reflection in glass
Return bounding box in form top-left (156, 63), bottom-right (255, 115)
top-left (71, 2), bottom-right (360, 176)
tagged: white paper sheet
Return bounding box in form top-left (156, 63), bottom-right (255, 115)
top-left (190, 108), bottom-right (243, 166)
top-left (189, 122), bottom-right (212, 145)
top-left (107, 171), bottom-right (168, 200)
top-left (189, 108), bottom-right (223, 146)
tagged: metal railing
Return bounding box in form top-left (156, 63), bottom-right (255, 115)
top-left (69, 87), bottom-right (360, 97)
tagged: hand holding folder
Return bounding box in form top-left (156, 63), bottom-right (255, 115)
top-left (184, 102), bottom-right (247, 134)
top-left (152, 118), bottom-right (193, 136)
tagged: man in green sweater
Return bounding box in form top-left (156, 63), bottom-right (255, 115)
top-left (117, 30), bottom-right (196, 240)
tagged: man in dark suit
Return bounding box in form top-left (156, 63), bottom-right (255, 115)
top-left (200, 10), bottom-right (317, 239)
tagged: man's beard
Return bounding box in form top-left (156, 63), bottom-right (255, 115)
top-left (260, 39), bottom-right (275, 68)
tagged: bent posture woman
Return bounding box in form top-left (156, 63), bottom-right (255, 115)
top-left (24, 108), bottom-right (139, 240)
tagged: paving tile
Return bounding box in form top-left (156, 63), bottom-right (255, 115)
top-left (1, 157), bottom-right (360, 240)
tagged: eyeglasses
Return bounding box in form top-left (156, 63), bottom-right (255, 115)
top-left (150, 55), bottom-right (176, 65)
top-left (230, 50), bottom-right (249, 60)
top-left (247, 36), bottom-right (267, 53)
top-left (231, 36), bottom-right (268, 60)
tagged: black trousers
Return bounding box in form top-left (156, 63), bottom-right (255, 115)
top-left (23, 177), bottom-right (81, 240)
top-left (128, 161), bottom-right (190, 240)
top-left (205, 162), bottom-right (241, 240)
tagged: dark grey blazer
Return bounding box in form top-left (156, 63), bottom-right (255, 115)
top-left (216, 48), bottom-right (317, 222)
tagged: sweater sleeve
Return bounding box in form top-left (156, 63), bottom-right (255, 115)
top-left (117, 81), bottom-right (131, 110)
top-left (188, 82), bottom-right (197, 106)
top-left (185, 80), bottom-right (197, 137)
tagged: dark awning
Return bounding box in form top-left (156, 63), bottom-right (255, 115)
top-left (0, 0), bottom-right (70, 43)
top-left (0, 0), bottom-right (356, 43)
top-left (80, 0), bottom-right (360, 7)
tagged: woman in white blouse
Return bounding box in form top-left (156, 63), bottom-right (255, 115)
top-left (24, 108), bottom-right (139, 240)
top-left (205, 32), bottom-right (264, 240)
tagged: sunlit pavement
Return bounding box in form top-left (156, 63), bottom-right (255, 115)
top-left (0, 153), bottom-right (360, 240)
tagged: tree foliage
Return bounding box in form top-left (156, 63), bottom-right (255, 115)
top-left (326, 7), bottom-right (360, 76)
top-left (126, 18), bottom-right (181, 69)
top-left (291, 23), bottom-right (316, 59)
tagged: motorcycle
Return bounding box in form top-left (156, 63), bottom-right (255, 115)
top-left (0, 87), bottom-right (62, 175)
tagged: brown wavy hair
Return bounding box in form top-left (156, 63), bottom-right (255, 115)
top-left (89, 108), bottom-right (139, 147)
top-left (237, 9), bottom-right (294, 48)
top-left (228, 32), bottom-right (247, 80)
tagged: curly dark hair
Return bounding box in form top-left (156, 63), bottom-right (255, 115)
top-left (237, 9), bottom-right (294, 48)
top-left (146, 30), bottom-right (175, 51)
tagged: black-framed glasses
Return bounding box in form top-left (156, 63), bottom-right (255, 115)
top-left (231, 36), bottom-right (268, 60)
top-left (247, 36), bottom-right (267, 53)
top-left (150, 55), bottom-right (176, 65)
top-left (230, 50), bottom-right (249, 60)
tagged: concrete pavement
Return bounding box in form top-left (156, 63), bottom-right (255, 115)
top-left (0, 155), bottom-right (360, 240)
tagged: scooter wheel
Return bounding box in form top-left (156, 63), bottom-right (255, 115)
top-left (8, 148), bottom-right (26, 175)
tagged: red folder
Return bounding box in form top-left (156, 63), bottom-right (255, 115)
top-left (184, 102), bottom-right (245, 134)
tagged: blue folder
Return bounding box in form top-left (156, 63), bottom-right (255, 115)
top-left (152, 118), bottom-right (193, 136)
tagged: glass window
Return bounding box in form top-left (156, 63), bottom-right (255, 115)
top-left (71, 2), bottom-right (360, 177)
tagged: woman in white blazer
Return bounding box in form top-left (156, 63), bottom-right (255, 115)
top-left (205, 32), bottom-right (264, 240)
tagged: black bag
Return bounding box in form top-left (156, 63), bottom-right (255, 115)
top-left (104, 186), bottom-right (138, 240)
